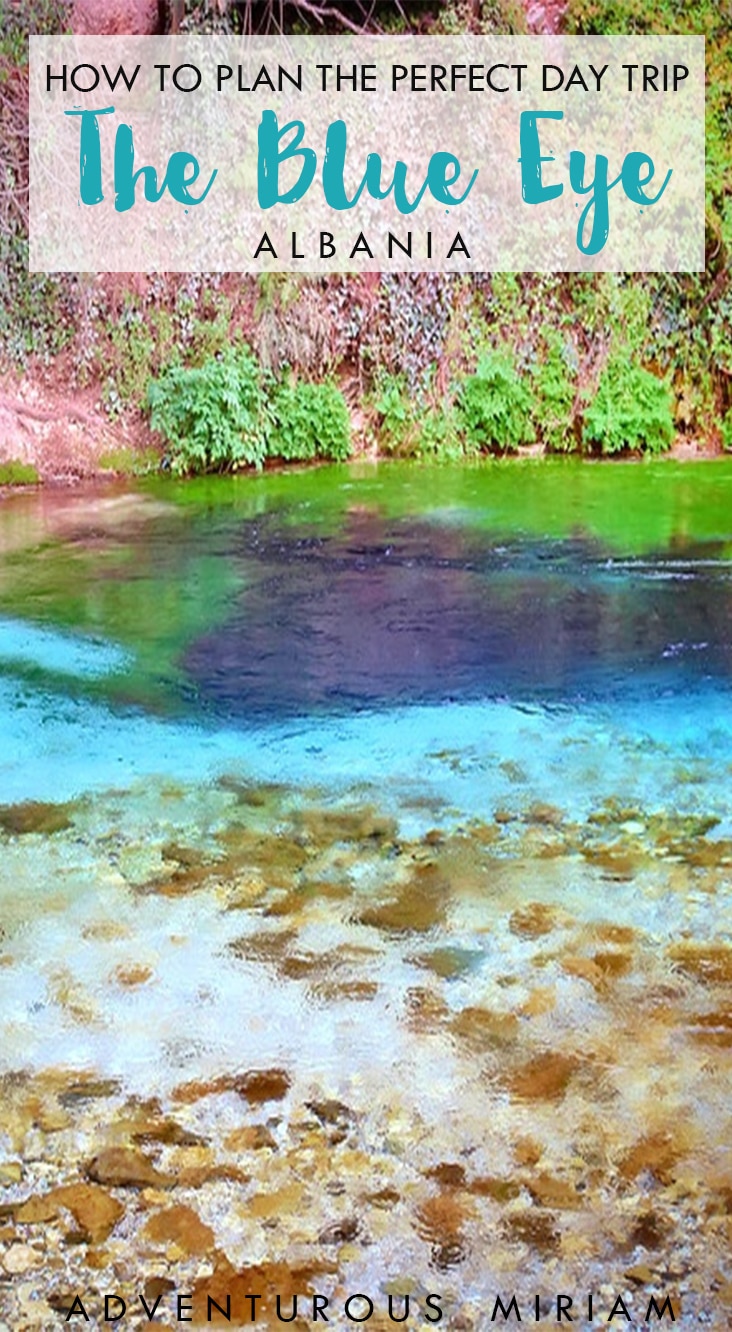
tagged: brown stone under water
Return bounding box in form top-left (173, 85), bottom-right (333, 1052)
top-left (0, 800), bottom-right (74, 836)
top-left (171, 1067), bottom-right (291, 1106)
top-left (13, 1183), bottom-right (123, 1243)
top-left (668, 941), bottom-right (732, 984)
top-left (357, 862), bottom-right (449, 934)
top-left (143, 1204), bottom-right (214, 1256)
top-left (506, 1051), bottom-right (580, 1101)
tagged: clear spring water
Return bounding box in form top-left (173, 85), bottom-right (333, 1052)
top-left (1, 460), bottom-right (731, 1317)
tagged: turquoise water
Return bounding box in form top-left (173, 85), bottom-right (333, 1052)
top-left (1, 461), bottom-right (731, 1065)
top-left (1, 460), bottom-right (732, 797)
top-left (1, 461), bottom-right (732, 1321)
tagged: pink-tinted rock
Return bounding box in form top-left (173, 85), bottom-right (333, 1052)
top-left (72, 0), bottom-right (160, 35)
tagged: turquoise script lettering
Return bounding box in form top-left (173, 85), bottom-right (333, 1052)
top-left (64, 107), bottom-right (217, 212)
top-left (518, 110), bottom-right (672, 255)
top-left (257, 110), bottom-right (478, 214)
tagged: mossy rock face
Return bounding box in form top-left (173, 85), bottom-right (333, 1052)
top-left (98, 447), bottom-right (160, 476)
top-left (0, 800), bottom-right (74, 835)
top-left (0, 460), bottom-right (39, 486)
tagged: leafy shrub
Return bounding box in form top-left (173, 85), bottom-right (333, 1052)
top-left (533, 335), bottom-right (578, 452)
top-left (583, 360), bottom-right (675, 454)
top-left (418, 403), bottom-right (472, 460)
top-left (0, 0), bottom-right (67, 62)
top-left (148, 343), bottom-right (273, 474)
top-left (372, 373), bottom-right (418, 454)
top-left (458, 350), bottom-right (535, 452)
top-left (149, 348), bottom-right (351, 474)
top-left (721, 410), bottom-right (732, 451)
top-left (270, 380), bottom-right (351, 462)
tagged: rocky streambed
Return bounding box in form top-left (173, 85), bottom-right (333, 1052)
top-left (0, 778), bottom-right (730, 1327)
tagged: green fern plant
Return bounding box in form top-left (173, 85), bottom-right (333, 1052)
top-left (458, 350), bottom-right (534, 452)
top-left (371, 372), bottom-right (418, 455)
top-left (583, 360), bottom-right (675, 455)
top-left (418, 403), bottom-right (472, 460)
top-left (533, 335), bottom-right (578, 452)
top-left (147, 343), bottom-right (273, 474)
top-left (270, 379), bottom-right (351, 462)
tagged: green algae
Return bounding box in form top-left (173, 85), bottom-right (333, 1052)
top-left (411, 946), bottom-right (484, 979)
top-left (97, 447), bottom-right (159, 477)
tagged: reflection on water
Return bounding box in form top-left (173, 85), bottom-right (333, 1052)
top-left (184, 512), bottom-right (732, 715)
top-left (0, 463), bottom-right (731, 1324)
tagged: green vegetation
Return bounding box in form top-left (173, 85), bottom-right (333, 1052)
top-left (1, 0), bottom-right (730, 470)
top-left (98, 447), bottom-right (161, 477)
top-left (458, 351), bottom-right (535, 453)
top-left (0, 459), bottom-right (39, 485)
top-left (418, 404), bottom-right (467, 461)
top-left (583, 361), bottom-right (675, 455)
top-left (147, 345), bottom-right (352, 474)
top-left (0, 0), bottom-right (67, 62)
top-left (97, 281), bottom-right (233, 415)
top-left (148, 344), bottom-right (274, 474)
top-left (532, 335), bottom-right (578, 454)
top-left (270, 380), bottom-right (351, 463)
top-left (369, 338), bottom-right (675, 460)
top-left (372, 373), bottom-right (418, 456)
